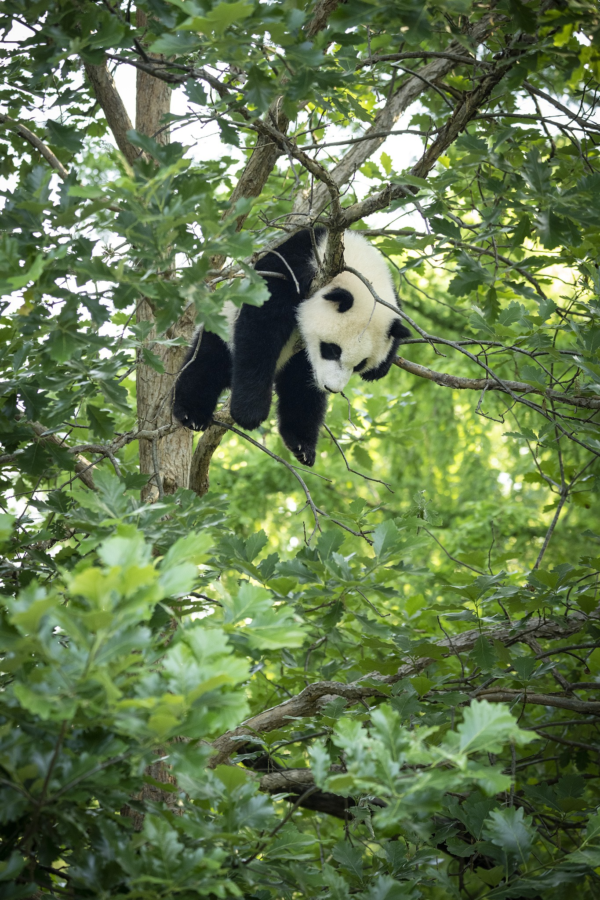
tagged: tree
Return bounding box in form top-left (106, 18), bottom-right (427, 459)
top-left (1, 0), bottom-right (600, 897)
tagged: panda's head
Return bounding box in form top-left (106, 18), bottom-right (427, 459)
top-left (296, 269), bottom-right (410, 394)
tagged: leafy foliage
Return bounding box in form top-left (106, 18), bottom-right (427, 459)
top-left (1, 0), bottom-right (600, 898)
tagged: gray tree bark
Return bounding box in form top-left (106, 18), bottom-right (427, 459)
top-left (135, 9), bottom-right (195, 501)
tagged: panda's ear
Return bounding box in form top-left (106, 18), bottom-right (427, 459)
top-left (389, 317), bottom-right (411, 340)
top-left (323, 287), bottom-right (354, 313)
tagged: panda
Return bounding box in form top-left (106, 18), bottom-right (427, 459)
top-left (173, 228), bottom-right (411, 466)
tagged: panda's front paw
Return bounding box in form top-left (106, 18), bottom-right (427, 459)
top-left (173, 395), bottom-right (214, 432)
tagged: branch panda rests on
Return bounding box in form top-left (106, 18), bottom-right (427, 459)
top-left (173, 228), bottom-right (411, 467)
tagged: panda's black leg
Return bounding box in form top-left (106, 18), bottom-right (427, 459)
top-left (275, 350), bottom-right (327, 467)
top-left (173, 330), bottom-right (232, 431)
top-left (230, 297), bottom-right (296, 430)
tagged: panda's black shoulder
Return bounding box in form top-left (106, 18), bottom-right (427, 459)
top-left (255, 227), bottom-right (325, 299)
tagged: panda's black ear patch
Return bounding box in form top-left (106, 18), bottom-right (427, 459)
top-left (324, 287), bottom-right (354, 313)
top-left (389, 317), bottom-right (411, 340)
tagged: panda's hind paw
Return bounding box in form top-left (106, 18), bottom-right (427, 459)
top-left (291, 444), bottom-right (316, 467)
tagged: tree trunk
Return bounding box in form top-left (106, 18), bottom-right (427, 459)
top-left (135, 9), bottom-right (194, 500)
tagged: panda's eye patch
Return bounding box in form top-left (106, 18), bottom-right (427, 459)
top-left (320, 341), bottom-right (342, 361)
top-left (353, 358), bottom-right (368, 372)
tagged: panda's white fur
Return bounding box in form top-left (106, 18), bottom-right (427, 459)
top-left (297, 231), bottom-right (399, 393)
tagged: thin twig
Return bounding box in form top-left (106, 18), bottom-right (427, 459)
top-left (323, 424), bottom-right (393, 492)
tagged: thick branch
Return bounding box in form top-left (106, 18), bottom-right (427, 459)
top-left (210, 614), bottom-right (591, 766)
top-left (83, 63), bottom-right (138, 164)
top-left (477, 690), bottom-right (600, 715)
top-left (225, 99), bottom-right (289, 232)
top-left (188, 407), bottom-right (234, 496)
top-left (340, 55), bottom-right (517, 226)
top-left (28, 422), bottom-right (96, 491)
top-left (305, 0), bottom-right (343, 39)
top-left (393, 356), bottom-right (600, 410)
top-left (291, 10), bottom-right (504, 223)
top-left (410, 59), bottom-right (515, 180)
top-left (257, 768), bottom-right (372, 819)
top-left (0, 115), bottom-right (69, 179)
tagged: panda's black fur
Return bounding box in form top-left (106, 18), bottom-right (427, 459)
top-left (173, 228), bottom-right (410, 467)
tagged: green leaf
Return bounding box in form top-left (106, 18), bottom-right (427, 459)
top-left (150, 32), bottom-right (204, 55)
top-left (352, 444), bottom-right (373, 471)
top-left (332, 842), bottom-right (363, 881)
top-left (508, 0), bottom-right (537, 32)
top-left (181, 0), bottom-right (254, 35)
top-left (471, 636), bottom-right (496, 672)
top-left (245, 529), bottom-right (268, 562)
top-left (214, 764), bottom-right (250, 792)
top-left (410, 675), bottom-right (433, 697)
top-left (482, 806), bottom-right (534, 862)
top-left (0, 513), bottom-right (15, 543)
top-left (142, 348), bottom-right (165, 373)
top-left (373, 520), bottom-right (400, 557)
top-left (46, 120), bottom-right (84, 153)
top-left (448, 253), bottom-right (493, 297)
top-left (456, 700), bottom-right (535, 755)
top-left (8, 253), bottom-right (46, 290)
top-left (380, 152), bottom-right (392, 176)
top-left (217, 119), bottom-right (240, 146)
top-left (245, 66), bottom-right (273, 111)
top-left (86, 404), bottom-right (115, 439)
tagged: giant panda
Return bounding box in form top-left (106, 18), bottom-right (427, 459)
top-left (173, 228), bottom-right (411, 466)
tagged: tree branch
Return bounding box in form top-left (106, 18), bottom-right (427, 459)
top-left (188, 407), bottom-right (234, 496)
top-left (339, 53), bottom-right (519, 226)
top-left (0, 115), bottom-right (69, 179)
top-left (476, 690), bottom-right (600, 715)
top-left (522, 80), bottom-right (600, 135)
top-left (28, 422), bottom-right (96, 491)
top-left (356, 51), bottom-right (492, 70)
top-left (83, 62), bottom-right (138, 164)
top-left (305, 0), bottom-right (343, 39)
top-left (210, 613), bottom-right (592, 766)
top-left (290, 10), bottom-right (505, 223)
top-left (392, 356), bottom-right (600, 410)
